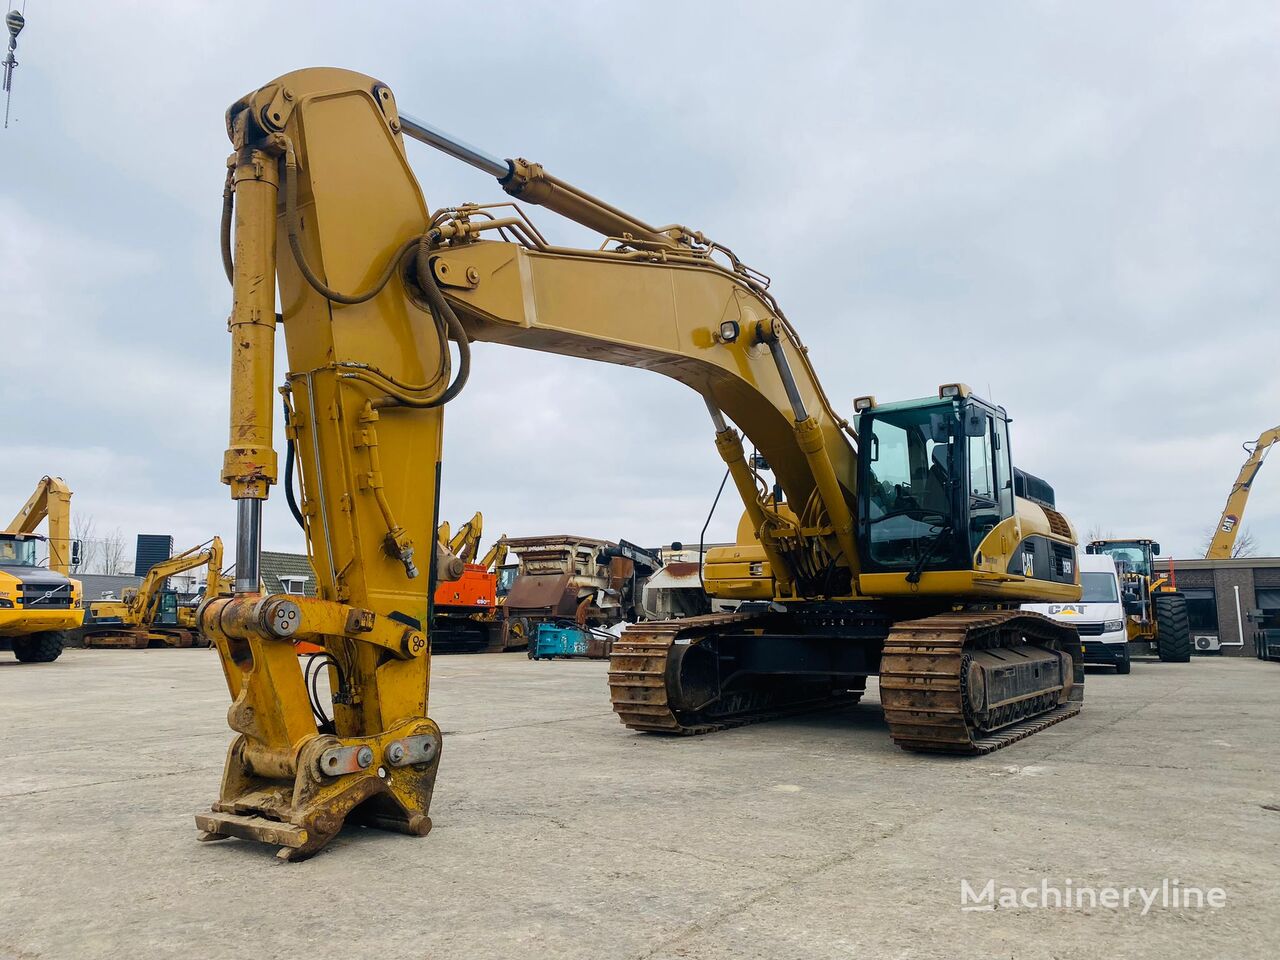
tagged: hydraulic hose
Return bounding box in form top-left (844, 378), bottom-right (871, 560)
top-left (282, 138), bottom-right (418, 305)
top-left (282, 401), bottom-right (306, 533)
top-left (412, 237), bottom-right (471, 407)
top-left (223, 137), bottom-right (471, 414)
top-left (276, 137), bottom-right (471, 406)
top-left (332, 240), bottom-right (472, 408)
top-left (220, 167), bottom-right (235, 284)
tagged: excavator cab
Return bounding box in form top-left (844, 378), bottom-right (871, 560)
top-left (855, 384), bottom-right (1014, 579)
top-left (1087, 539), bottom-right (1157, 613)
top-left (153, 590), bottom-right (180, 627)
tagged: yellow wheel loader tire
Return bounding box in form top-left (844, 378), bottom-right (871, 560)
top-left (1154, 593), bottom-right (1192, 663)
top-left (12, 631), bottom-right (65, 663)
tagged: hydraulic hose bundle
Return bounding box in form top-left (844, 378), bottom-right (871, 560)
top-left (219, 137), bottom-right (471, 409)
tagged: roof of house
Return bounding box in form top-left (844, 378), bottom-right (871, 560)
top-left (258, 550), bottom-right (318, 597)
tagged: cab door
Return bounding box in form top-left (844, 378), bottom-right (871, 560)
top-left (962, 405), bottom-right (1013, 554)
top-left (156, 591), bottom-right (179, 626)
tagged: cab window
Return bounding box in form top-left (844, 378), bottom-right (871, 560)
top-left (966, 412), bottom-right (1010, 551)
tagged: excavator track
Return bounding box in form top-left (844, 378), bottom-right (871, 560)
top-left (879, 610), bottom-right (1083, 755)
top-left (611, 608), bottom-right (1082, 754)
top-left (608, 611), bottom-right (862, 735)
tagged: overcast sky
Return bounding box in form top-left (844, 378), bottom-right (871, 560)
top-left (2, 1), bottom-right (1277, 566)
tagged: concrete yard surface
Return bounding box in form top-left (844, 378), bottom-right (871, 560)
top-left (2, 650), bottom-right (1278, 959)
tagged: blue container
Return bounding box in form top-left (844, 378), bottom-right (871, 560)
top-left (530, 622), bottom-right (592, 659)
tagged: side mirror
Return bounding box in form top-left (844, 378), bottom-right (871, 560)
top-left (1151, 542), bottom-right (1162, 556)
top-left (71, 539), bottom-right (83, 567)
top-left (964, 410), bottom-right (987, 438)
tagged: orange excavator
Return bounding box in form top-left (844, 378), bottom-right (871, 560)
top-left (433, 513), bottom-right (509, 652)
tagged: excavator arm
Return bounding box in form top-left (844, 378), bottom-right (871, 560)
top-left (480, 535), bottom-right (508, 572)
top-left (5, 476), bottom-right (75, 575)
top-left (1206, 426), bottom-right (1279, 560)
top-left (447, 512), bottom-right (484, 564)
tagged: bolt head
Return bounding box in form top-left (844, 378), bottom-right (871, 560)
top-left (386, 742), bottom-right (406, 764)
top-left (356, 745), bottom-right (374, 768)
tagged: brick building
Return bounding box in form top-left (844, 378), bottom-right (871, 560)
top-left (1154, 557), bottom-right (1280, 656)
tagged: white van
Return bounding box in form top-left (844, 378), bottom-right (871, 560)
top-left (1023, 553), bottom-right (1130, 674)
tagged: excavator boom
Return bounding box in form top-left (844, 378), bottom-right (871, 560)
top-left (447, 512), bottom-right (483, 564)
top-left (480, 535), bottom-right (508, 572)
top-left (1206, 426), bottom-right (1278, 560)
top-left (5, 475), bottom-right (75, 574)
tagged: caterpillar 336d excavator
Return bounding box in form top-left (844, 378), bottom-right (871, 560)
top-left (197, 67), bottom-right (1084, 861)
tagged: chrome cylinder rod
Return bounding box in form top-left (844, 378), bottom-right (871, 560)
top-left (768, 339), bottom-right (810, 423)
top-left (398, 112), bottom-right (510, 180)
top-left (704, 396), bottom-right (729, 433)
top-left (235, 499), bottom-right (262, 594)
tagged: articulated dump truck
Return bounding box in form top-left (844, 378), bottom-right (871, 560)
top-left (195, 67), bottom-right (1084, 859)
top-left (0, 476), bottom-right (83, 663)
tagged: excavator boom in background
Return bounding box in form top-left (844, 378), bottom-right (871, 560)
top-left (479, 536), bottom-right (508, 572)
top-left (197, 68), bottom-right (1084, 860)
top-left (1206, 425), bottom-right (1278, 560)
top-left (0, 476), bottom-right (83, 663)
top-left (84, 537), bottom-right (226, 648)
top-left (442, 511), bottom-right (484, 564)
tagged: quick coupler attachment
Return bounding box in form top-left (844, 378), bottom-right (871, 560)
top-left (196, 718), bottom-right (442, 861)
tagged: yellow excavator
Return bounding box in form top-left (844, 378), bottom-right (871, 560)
top-left (1206, 425), bottom-right (1277, 560)
top-left (0, 476), bottom-right (83, 663)
top-left (196, 68), bottom-right (1084, 860)
top-left (84, 537), bottom-right (226, 648)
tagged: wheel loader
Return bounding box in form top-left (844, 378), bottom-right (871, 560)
top-left (195, 68), bottom-right (1085, 860)
top-left (1086, 539), bottom-right (1191, 662)
top-left (0, 476), bottom-right (83, 663)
